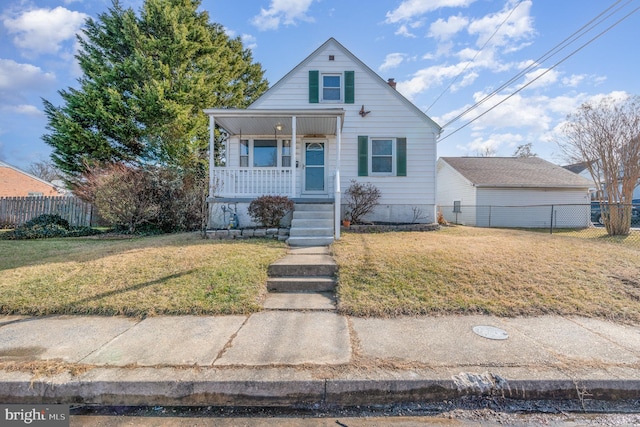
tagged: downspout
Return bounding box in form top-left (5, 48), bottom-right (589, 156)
top-left (335, 115), bottom-right (342, 240)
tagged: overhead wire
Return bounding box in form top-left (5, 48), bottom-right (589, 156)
top-left (425, 0), bottom-right (525, 113)
top-left (438, 2), bottom-right (640, 142)
top-left (439, 0), bottom-right (630, 130)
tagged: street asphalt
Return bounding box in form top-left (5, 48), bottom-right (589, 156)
top-left (1, 247), bottom-right (639, 407)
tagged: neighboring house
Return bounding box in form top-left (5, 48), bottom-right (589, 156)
top-left (204, 38), bottom-right (441, 244)
top-left (0, 160), bottom-right (65, 197)
top-left (563, 161), bottom-right (640, 201)
top-left (437, 157), bottom-right (593, 228)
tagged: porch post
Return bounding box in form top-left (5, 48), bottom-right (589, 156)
top-left (291, 116), bottom-right (297, 198)
top-left (334, 115), bottom-right (342, 240)
top-left (209, 114), bottom-right (215, 198)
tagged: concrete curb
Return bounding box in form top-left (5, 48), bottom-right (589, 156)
top-left (2, 367), bottom-right (640, 406)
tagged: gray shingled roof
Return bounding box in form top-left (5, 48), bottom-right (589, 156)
top-left (440, 157), bottom-right (594, 188)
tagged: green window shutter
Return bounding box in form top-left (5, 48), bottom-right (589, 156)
top-left (358, 135), bottom-right (368, 176)
top-left (344, 71), bottom-right (355, 104)
top-left (309, 70), bottom-right (319, 103)
top-left (396, 137), bottom-right (407, 176)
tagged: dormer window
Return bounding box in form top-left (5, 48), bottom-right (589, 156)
top-left (322, 74), bottom-right (341, 102)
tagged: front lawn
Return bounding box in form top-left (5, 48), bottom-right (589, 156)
top-left (0, 233), bottom-right (287, 317)
top-left (333, 226), bottom-right (640, 322)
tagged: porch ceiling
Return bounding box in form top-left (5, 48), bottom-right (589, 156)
top-left (203, 108), bottom-right (345, 137)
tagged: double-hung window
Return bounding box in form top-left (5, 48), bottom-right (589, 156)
top-left (240, 139), bottom-right (249, 167)
top-left (322, 74), bottom-right (341, 102)
top-left (371, 139), bottom-right (394, 175)
top-left (358, 136), bottom-right (407, 177)
top-left (281, 140), bottom-right (291, 167)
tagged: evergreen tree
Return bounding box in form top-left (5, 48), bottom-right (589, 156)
top-left (43, 0), bottom-right (268, 176)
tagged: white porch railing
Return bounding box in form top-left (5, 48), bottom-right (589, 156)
top-left (212, 168), bottom-right (293, 197)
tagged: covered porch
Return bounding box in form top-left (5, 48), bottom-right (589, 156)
top-left (204, 108), bottom-right (346, 239)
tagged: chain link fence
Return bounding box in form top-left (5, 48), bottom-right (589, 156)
top-left (438, 203), bottom-right (640, 243)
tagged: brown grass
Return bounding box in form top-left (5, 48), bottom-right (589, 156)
top-left (333, 226), bottom-right (640, 322)
top-left (0, 233), bottom-right (287, 317)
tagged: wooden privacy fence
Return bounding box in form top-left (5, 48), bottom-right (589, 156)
top-left (0, 196), bottom-right (94, 227)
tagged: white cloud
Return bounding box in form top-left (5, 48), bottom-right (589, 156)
top-left (428, 14), bottom-right (469, 41)
top-left (0, 104), bottom-right (42, 116)
top-left (241, 34), bottom-right (258, 51)
top-left (441, 90), bottom-right (616, 151)
top-left (467, 0), bottom-right (534, 50)
top-left (379, 53), bottom-right (407, 72)
top-left (458, 132), bottom-right (523, 155)
top-left (397, 62), bottom-right (475, 100)
top-left (518, 68), bottom-right (560, 90)
top-left (3, 6), bottom-right (88, 57)
top-left (0, 59), bottom-right (56, 94)
top-left (386, 0), bottom-right (476, 24)
top-left (395, 24), bottom-right (416, 38)
top-left (252, 0), bottom-right (315, 31)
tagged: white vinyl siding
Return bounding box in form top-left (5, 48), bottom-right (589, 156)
top-left (248, 39), bottom-right (439, 222)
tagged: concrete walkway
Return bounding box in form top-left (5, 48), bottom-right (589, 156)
top-left (1, 248), bottom-right (639, 406)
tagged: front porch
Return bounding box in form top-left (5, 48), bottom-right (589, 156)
top-left (204, 108), bottom-right (346, 241)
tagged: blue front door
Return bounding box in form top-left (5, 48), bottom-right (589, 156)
top-left (304, 141), bottom-right (325, 192)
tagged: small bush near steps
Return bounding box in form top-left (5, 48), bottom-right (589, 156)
top-left (345, 180), bottom-right (381, 224)
top-left (248, 195), bottom-right (294, 228)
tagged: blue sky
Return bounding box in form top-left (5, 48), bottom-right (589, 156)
top-left (1, 0), bottom-right (639, 171)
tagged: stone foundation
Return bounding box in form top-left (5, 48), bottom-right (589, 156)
top-left (347, 223), bottom-right (440, 233)
top-left (206, 228), bottom-right (290, 241)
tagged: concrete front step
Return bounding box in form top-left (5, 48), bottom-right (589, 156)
top-left (292, 211), bottom-right (333, 220)
top-left (267, 277), bottom-right (336, 292)
top-left (294, 203), bottom-right (333, 211)
top-left (287, 236), bottom-right (334, 247)
top-left (291, 218), bottom-right (333, 228)
top-left (263, 292), bottom-right (336, 310)
top-left (288, 203), bottom-right (335, 246)
top-left (268, 254), bottom-right (337, 277)
top-left (289, 227), bottom-right (333, 237)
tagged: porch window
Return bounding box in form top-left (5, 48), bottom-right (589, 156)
top-left (282, 140), bottom-right (291, 167)
top-left (238, 139), bottom-right (293, 168)
top-left (253, 139), bottom-right (277, 167)
top-left (322, 74), bottom-right (341, 101)
top-left (240, 139), bottom-right (249, 167)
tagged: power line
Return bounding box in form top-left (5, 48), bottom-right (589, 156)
top-left (439, 0), bottom-right (633, 131)
top-left (438, 3), bottom-right (640, 143)
top-left (426, 0), bottom-right (525, 113)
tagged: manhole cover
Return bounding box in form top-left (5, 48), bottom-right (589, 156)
top-left (472, 325), bottom-right (509, 340)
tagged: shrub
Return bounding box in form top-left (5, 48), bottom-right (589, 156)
top-left (0, 218), bottom-right (102, 240)
top-left (345, 180), bottom-right (381, 224)
top-left (74, 163), bottom-right (208, 234)
top-left (23, 214), bottom-right (69, 229)
top-left (248, 195), bottom-right (294, 228)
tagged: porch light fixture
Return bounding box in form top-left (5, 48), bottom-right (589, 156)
top-left (275, 123), bottom-right (283, 132)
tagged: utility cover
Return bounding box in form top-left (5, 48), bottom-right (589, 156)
top-left (473, 325), bottom-right (509, 340)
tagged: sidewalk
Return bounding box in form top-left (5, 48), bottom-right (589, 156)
top-left (1, 246), bottom-right (639, 406)
top-left (1, 312), bottom-right (639, 406)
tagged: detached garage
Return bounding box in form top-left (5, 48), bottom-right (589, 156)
top-left (436, 157), bottom-right (593, 228)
